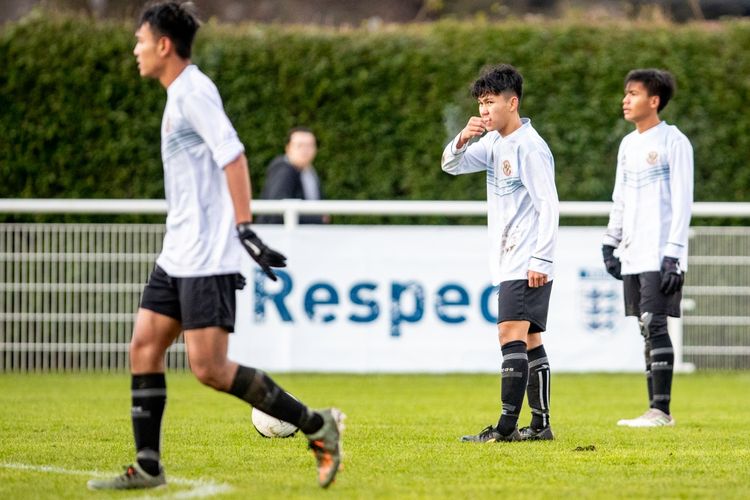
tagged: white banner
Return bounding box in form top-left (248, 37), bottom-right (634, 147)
top-left (229, 226), bottom-right (645, 372)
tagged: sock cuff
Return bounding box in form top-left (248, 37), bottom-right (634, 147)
top-left (501, 340), bottom-right (527, 355)
top-left (528, 356), bottom-right (549, 369)
top-left (229, 365), bottom-right (258, 399)
top-left (527, 344), bottom-right (547, 359)
top-left (650, 347), bottom-right (674, 357)
top-left (132, 373), bottom-right (166, 390)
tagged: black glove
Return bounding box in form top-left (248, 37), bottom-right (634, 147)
top-left (601, 244), bottom-right (622, 280)
top-left (660, 256), bottom-right (684, 295)
top-left (237, 222), bottom-right (287, 281)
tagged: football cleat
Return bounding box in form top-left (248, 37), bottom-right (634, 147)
top-left (87, 462), bottom-right (166, 490)
top-left (306, 408), bottom-right (345, 488)
top-left (460, 425), bottom-right (523, 443)
top-left (617, 408), bottom-right (675, 427)
top-left (519, 425), bottom-right (555, 441)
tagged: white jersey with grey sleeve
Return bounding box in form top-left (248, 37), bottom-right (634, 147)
top-left (442, 118), bottom-right (559, 285)
top-left (156, 65), bottom-right (245, 277)
top-left (603, 121), bottom-right (693, 275)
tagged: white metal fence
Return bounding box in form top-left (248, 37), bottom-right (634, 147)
top-left (1, 199), bottom-right (749, 371)
top-left (682, 227), bottom-right (750, 369)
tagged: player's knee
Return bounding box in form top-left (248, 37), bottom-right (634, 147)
top-left (129, 336), bottom-right (159, 365)
top-left (640, 312), bottom-right (668, 339)
top-left (191, 362), bottom-right (225, 390)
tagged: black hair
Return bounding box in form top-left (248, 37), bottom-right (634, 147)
top-left (624, 69), bottom-right (675, 112)
top-left (286, 126), bottom-right (316, 145)
top-left (470, 64), bottom-right (523, 102)
top-left (139, 1), bottom-right (200, 59)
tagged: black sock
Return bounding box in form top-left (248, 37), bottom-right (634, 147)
top-left (527, 345), bottom-right (551, 430)
top-left (131, 373), bottom-right (166, 476)
top-left (228, 365), bottom-right (323, 434)
top-left (496, 340), bottom-right (528, 435)
top-left (644, 338), bottom-right (654, 408)
top-left (650, 333), bottom-right (674, 415)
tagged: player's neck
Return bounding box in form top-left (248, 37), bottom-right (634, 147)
top-left (635, 115), bottom-right (661, 134)
top-left (499, 115), bottom-right (523, 137)
top-left (160, 59), bottom-right (191, 89)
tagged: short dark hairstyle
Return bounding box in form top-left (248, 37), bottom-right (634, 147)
top-left (471, 64), bottom-right (523, 102)
top-left (286, 126), bottom-right (316, 145)
top-left (625, 69), bottom-right (675, 112)
top-left (139, 1), bottom-right (200, 59)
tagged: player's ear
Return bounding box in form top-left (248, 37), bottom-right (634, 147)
top-left (509, 95), bottom-right (519, 111)
top-left (157, 35), bottom-right (172, 57)
top-left (650, 94), bottom-right (660, 111)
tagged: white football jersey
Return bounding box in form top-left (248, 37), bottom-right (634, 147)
top-left (442, 118), bottom-right (559, 285)
top-left (156, 65), bottom-right (245, 277)
top-left (603, 121), bottom-right (693, 274)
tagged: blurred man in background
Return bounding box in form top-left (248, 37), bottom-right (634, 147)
top-left (258, 126), bottom-right (328, 224)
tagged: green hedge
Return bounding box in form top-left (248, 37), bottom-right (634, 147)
top-left (2, 13), bottom-right (749, 215)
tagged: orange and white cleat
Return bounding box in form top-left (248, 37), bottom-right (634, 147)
top-left (306, 408), bottom-right (345, 488)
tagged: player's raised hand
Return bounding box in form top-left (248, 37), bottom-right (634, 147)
top-left (457, 116), bottom-right (486, 148)
top-left (236, 222), bottom-right (287, 281)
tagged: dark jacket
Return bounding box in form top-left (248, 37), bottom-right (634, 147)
top-left (257, 155), bottom-right (325, 224)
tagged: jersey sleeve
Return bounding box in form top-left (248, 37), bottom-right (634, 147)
top-left (441, 133), bottom-right (490, 175)
top-left (519, 149), bottom-right (559, 276)
top-left (180, 89), bottom-right (245, 169)
top-left (664, 135), bottom-right (694, 259)
top-left (603, 141), bottom-right (626, 248)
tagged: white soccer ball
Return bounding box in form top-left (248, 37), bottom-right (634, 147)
top-left (251, 407), bottom-right (299, 438)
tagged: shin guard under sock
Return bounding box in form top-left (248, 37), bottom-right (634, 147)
top-left (497, 340), bottom-right (528, 435)
top-left (650, 333), bottom-right (674, 414)
top-left (527, 345), bottom-right (551, 430)
top-left (131, 373), bottom-right (166, 476)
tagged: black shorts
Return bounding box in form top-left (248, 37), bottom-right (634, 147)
top-left (497, 279), bottom-right (553, 333)
top-left (140, 265), bottom-right (246, 332)
top-left (623, 271), bottom-right (682, 318)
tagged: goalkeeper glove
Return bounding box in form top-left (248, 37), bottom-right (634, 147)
top-left (601, 244), bottom-right (622, 280)
top-left (237, 222), bottom-right (287, 281)
top-left (660, 256), bottom-right (684, 295)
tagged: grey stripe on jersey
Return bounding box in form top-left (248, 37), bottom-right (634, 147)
top-left (622, 164), bottom-right (669, 188)
top-left (163, 128), bottom-right (204, 160)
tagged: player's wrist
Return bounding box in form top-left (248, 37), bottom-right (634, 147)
top-left (236, 221), bottom-right (255, 236)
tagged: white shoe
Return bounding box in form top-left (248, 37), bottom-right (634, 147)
top-left (617, 408), bottom-right (675, 427)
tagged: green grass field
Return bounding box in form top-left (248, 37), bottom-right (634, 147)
top-left (1, 372), bottom-right (749, 499)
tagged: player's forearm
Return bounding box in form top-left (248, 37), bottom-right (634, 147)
top-left (441, 134), bottom-right (484, 175)
top-left (665, 144), bottom-right (694, 257)
top-left (441, 135), bottom-right (465, 174)
top-left (665, 194), bottom-right (692, 258)
top-left (530, 199), bottom-right (558, 275)
top-left (603, 183), bottom-right (624, 247)
top-left (224, 154), bottom-right (253, 224)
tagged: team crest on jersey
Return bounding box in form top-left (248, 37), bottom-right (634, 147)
top-left (646, 151), bottom-right (659, 165)
top-left (502, 160), bottom-right (512, 176)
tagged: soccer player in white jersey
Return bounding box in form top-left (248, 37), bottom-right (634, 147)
top-left (88, 2), bottom-right (344, 490)
top-left (602, 69), bottom-right (693, 428)
top-left (442, 64), bottom-right (559, 442)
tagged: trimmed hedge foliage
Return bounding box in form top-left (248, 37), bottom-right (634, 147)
top-left (2, 14), bottom-right (749, 210)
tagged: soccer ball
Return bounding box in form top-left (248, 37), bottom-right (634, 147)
top-left (251, 407), bottom-right (299, 438)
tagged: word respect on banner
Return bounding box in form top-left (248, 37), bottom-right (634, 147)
top-left (251, 270), bottom-right (497, 337)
